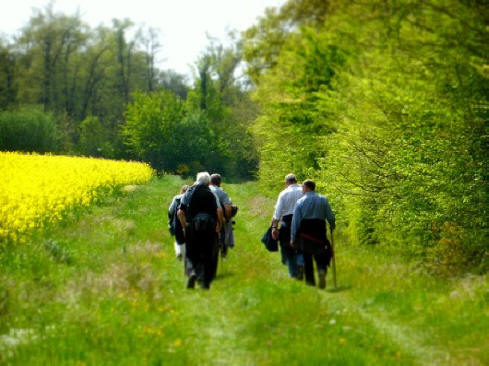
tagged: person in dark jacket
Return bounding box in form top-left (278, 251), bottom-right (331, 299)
top-left (177, 172), bottom-right (223, 289)
top-left (168, 184), bottom-right (189, 260)
top-left (290, 179), bottom-right (335, 289)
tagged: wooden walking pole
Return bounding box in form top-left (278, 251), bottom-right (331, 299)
top-left (331, 228), bottom-right (337, 289)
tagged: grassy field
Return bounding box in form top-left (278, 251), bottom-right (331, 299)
top-left (1, 176), bottom-right (488, 365)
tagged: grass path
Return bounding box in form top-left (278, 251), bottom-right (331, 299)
top-left (1, 176), bottom-right (488, 365)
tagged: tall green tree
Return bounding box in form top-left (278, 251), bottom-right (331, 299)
top-left (123, 91), bottom-right (221, 174)
top-left (244, 0), bottom-right (489, 273)
top-left (187, 38), bottom-right (259, 178)
top-left (1, 5), bottom-right (184, 157)
top-left (0, 39), bottom-right (17, 109)
top-left (0, 5), bottom-right (258, 180)
top-left (15, 4), bottom-right (87, 114)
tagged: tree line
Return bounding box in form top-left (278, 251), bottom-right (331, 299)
top-left (0, 4), bottom-right (258, 178)
top-left (242, 0), bottom-right (489, 274)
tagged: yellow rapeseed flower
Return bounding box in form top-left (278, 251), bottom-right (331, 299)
top-left (0, 152), bottom-right (154, 243)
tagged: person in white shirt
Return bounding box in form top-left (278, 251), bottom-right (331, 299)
top-left (270, 173), bottom-right (304, 278)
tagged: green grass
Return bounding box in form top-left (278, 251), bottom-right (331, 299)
top-left (1, 176), bottom-right (488, 365)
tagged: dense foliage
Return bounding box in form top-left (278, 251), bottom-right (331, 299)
top-left (122, 40), bottom-right (259, 178)
top-left (123, 91), bottom-right (221, 173)
top-left (0, 5), bottom-right (258, 178)
top-left (185, 39), bottom-right (259, 178)
top-left (0, 107), bottom-right (57, 153)
top-left (0, 8), bottom-right (169, 155)
top-left (243, 0), bottom-right (489, 274)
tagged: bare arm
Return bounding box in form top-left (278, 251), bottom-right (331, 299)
top-left (224, 204), bottom-right (232, 220)
top-left (177, 209), bottom-right (187, 235)
top-left (271, 218), bottom-right (280, 240)
top-left (217, 207), bottom-right (224, 232)
top-left (271, 192), bottom-right (284, 240)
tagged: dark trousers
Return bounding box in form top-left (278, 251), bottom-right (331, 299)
top-left (303, 250), bottom-right (328, 286)
top-left (186, 225), bottom-right (218, 287)
top-left (298, 219), bottom-right (332, 285)
top-left (218, 229), bottom-right (227, 257)
top-left (209, 242), bottom-right (219, 280)
top-left (279, 215), bottom-right (300, 277)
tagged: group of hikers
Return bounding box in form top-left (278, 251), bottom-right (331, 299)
top-left (270, 173), bottom-right (335, 288)
top-left (168, 172), bottom-right (335, 290)
top-left (168, 172), bottom-right (236, 289)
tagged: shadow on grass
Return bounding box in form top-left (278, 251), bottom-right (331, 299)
top-left (326, 285), bottom-right (352, 293)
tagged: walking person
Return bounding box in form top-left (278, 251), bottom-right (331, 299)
top-left (168, 184), bottom-right (189, 261)
top-left (210, 173), bottom-right (234, 258)
top-left (290, 179), bottom-right (335, 289)
top-left (177, 172), bottom-right (223, 289)
top-left (271, 173), bottom-right (304, 278)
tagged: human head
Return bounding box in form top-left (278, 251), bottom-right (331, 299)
top-left (180, 184), bottom-right (189, 194)
top-left (195, 171), bottom-right (211, 185)
top-left (302, 179), bottom-right (316, 193)
top-left (284, 173), bottom-right (297, 186)
top-left (210, 173), bottom-right (222, 187)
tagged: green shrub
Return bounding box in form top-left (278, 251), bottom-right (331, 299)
top-left (0, 106), bottom-right (57, 153)
top-left (123, 91), bottom-right (225, 174)
top-left (79, 115), bottom-right (114, 157)
top-left (245, 0), bottom-right (489, 273)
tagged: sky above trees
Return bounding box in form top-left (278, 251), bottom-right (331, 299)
top-left (0, 0), bottom-right (285, 76)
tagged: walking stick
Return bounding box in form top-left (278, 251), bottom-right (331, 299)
top-left (331, 228), bottom-right (337, 289)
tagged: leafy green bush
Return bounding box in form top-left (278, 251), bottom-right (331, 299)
top-left (79, 115), bottom-right (114, 157)
top-left (0, 106), bottom-right (58, 153)
top-left (244, 0), bottom-right (489, 273)
top-left (123, 91), bottom-right (224, 174)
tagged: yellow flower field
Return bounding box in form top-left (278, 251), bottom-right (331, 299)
top-left (0, 152), bottom-right (154, 243)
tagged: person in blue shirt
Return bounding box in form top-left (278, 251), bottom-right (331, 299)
top-left (290, 179), bottom-right (335, 289)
